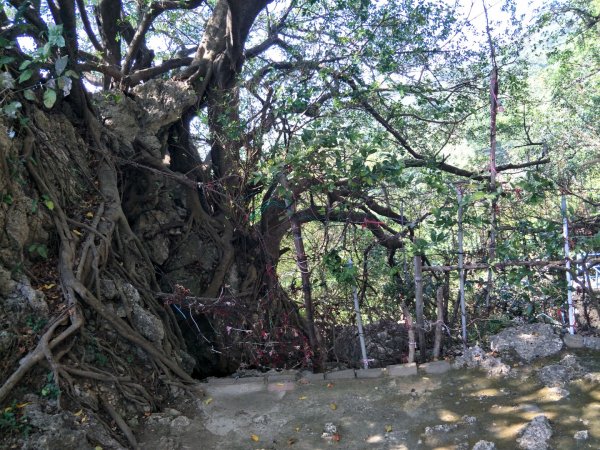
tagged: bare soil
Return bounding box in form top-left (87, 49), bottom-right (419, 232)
top-left (138, 349), bottom-right (600, 450)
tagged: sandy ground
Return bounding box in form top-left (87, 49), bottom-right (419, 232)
top-left (138, 353), bottom-right (600, 450)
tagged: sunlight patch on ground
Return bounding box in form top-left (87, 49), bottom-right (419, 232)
top-left (437, 409), bottom-right (460, 422)
top-left (468, 388), bottom-right (501, 397)
top-left (366, 434), bottom-right (384, 443)
top-left (491, 422), bottom-right (528, 440)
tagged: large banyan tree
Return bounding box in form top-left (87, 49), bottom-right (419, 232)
top-left (0, 0), bottom-right (568, 445)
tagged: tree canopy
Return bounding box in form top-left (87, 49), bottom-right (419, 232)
top-left (0, 0), bottom-right (598, 445)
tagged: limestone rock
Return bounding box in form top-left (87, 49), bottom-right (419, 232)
top-left (131, 304), bottom-right (164, 343)
top-left (170, 415), bottom-right (191, 431)
top-left (538, 365), bottom-right (570, 387)
top-left (4, 277), bottom-right (48, 315)
top-left (583, 336), bottom-right (600, 350)
top-left (490, 324), bottom-right (562, 362)
top-left (516, 415), bottom-right (552, 450)
top-left (424, 424), bottom-right (458, 435)
top-left (0, 330), bottom-right (16, 353)
top-left (538, 354), bottom-right (583, 387)
top-left (574, 430), bottom-right (588, 440)
top-left (453, 345), bottom-right (510, 377)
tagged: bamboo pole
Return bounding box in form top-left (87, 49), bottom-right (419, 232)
top-left (401, 301), bottom-right (415, 364)
top-left (561, 194), bottom-right (576, 335)
top-left (456, 186), bottom-right (467, 349)
top-left (484, 0), bottom-right (499, 310)
top-left (348, 258), bottom-right (369, 369)
top-left (433, 286), bottom-right (444, 360)
top-left (413, 255), bottom-right (425, 361)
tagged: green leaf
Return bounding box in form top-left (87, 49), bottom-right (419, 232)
top-left (23, 89), bottom-right (36, 101)
top-left (43, 199), bottom-right (54, 210)
top-left (18, 69), bottom-right (33, 83)
top-left (48, 24), bottom-right (65, 48)
top-left (2, 101), bottom-right (22, 118)
top-left (65, 69), bottom-right (79, 79)
top-left (18, 60), bottom-right (32, 70)
top-left (43, 89), bottom-right (57, 108)
top-left (0, 56), bottom-right (15, 65)
top-left (36, 245), bottom-right (48, 259)
top-left (54, 55), bottom-right (68, 76)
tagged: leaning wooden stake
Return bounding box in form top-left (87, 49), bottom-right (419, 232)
top-left (455, 185), bottom-right (468, 349)
top-left (401, 301), bottom-right (416, 364)
top-left (483, 0), bottom-right (498, 309)
top-left (433, 286), bottom-right (444, 360)
top-left (561, 194), bottom-right (576, 335)
top-left (413, 255), bottom-right (426, 361)
top-left (348, 258), bottom-right (369, 369)
top-left (279, 173), bottom-right (321, 369)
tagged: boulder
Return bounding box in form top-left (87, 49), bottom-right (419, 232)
top-left (453, 345), bottom-right (510, 377)
top-left (516, 415), bottom-right (552, 450)
top-left (538, 365), bottom-right (570, 387)
top-left (537, 354), bottom-right (584, 388)
top-left (490, 324), bottom-right (562, 362)
top-left (131, 304), bottom-right (165, 343)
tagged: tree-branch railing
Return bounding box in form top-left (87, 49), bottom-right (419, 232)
top-left (421, 258), bottom-right (600, 273)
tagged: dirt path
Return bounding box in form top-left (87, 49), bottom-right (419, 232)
top-left (138, 352), bottom-right (600, 450)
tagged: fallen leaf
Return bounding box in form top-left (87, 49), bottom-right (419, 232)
top-left (332, 433), bottom-right (341, 442)
top-left (298, 396), bottom-right (307, 400)
top-left (72, 229), bottom-right (82, 236)
top-left (329, 402), bottom-right (337, 410)
top-left (204, 397), bottom-right (213, 405)
top-left (85, 212), bottom-right (94, 219)
top-left (73, 410), bottom-right (83, 416)
top-left (250, 434), bottom-right (259, 442)
top-left (327, 383), bottom-right (334, 388)
top-left (16, 402), bottom-right (30, 408)
top-left (287, 437), bottom-right (297, 446)
top-left (385, 424), bottom-right (392, 432)
top-left (41, 283), bottom-right (56, 290)
top-left (295, 426), bottom-right (301, 432)
top-left (94, 447), bottom-right (103, 450)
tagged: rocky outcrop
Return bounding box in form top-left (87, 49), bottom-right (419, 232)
top-left (490, 323), bottom-right (563, 362)
top-left (453, 345), bottom-right (510, 377)
top-left (537, 354), bottom-right (584, 388)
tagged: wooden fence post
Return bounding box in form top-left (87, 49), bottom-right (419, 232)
top-left (433, 286), bottom-right (444, 360)
top-left (456, 186), bottom-right (468, 349)
top-left (413, 255), bottom-right (425, 361)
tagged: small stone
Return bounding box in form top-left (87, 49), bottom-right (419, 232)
top-left (424, 424), bottom-right (458, 435)
top-left (170, 415), bottom-right (191, 430)
top-left (322, 422), bottom-right (337, 438)
top-left (573, 430), bottom-right (588, 440)
top-left (472, 440), bottom-right (496, 450)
